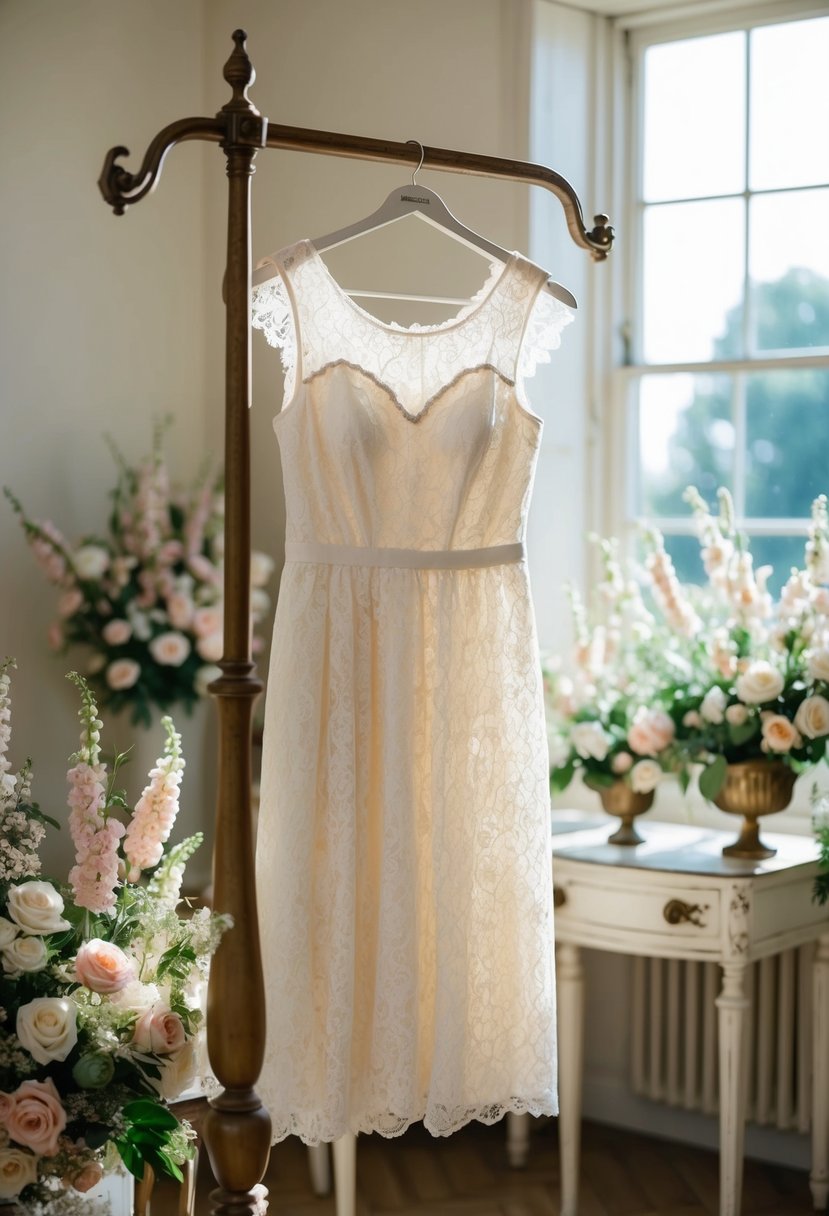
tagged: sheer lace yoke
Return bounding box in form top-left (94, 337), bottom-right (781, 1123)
top-left (252, 239), bottom-right (574, 419)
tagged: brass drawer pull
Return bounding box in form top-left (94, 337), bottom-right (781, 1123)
top-left (663, 898), bottom-right (709, 928)
top-left (553, 886), bottom-right (567, 909)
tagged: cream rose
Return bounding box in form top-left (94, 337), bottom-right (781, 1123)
top-left (2, 936), bottom-right (47, 975)
top-left (760, 713), bottom-right (801, 754)
top-left (72, 544), bottom-right (110, 580)
top-left (105, 658), bottom-right (141, 690)
top-left (158, 1040), bottom-right (198, 1101)
top-left (725, 703), bottom-right (749, 727)
top-left (5, 1078), bottom-right (67, 1157)
top-left (0, 919), bottom-right (18, 950)
top-left (74, 939), bottom-right (136, 994)
top-left (250, 551), bottom-right (275, 587)
top-left (132, 1006), bottom-right (186, 1056)
top-left (700, 686), bottom-right (727, 725)
top-left (149, 631), bottom-right (191, 667)
top-left (570, 721), bottom-right (611, 762)
top-left (102, 618), bottom-right (132, 646)
top-left (196, 631), bottom-right (224, 663)
top-left (627, 708), bottom-right (675, 756)
top-left (808, 649), bottom-right (829, 683)
top-left (0, 1147), bottom-right (38, 1198)
top-left (630, 759), bottom-right (662, 794)
top-left (7, 882), bottom-right (70, 936)
top-left (735, 661), bottom-right (785, 705)
top-left (794, 694), bottom-right (829, 740)
top-left (16, 998), bottom-right (78, 1065)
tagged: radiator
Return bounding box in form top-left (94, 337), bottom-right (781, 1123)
top-left (630, 946), bottom-right (814, 1133)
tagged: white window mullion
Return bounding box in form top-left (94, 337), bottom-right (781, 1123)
top-left (733, 371), bottom-right (748, 517)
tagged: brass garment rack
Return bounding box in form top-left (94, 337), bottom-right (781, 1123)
top-left (98, 29), bottom-right (613, 1216)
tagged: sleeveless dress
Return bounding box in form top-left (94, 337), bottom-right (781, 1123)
top-left (251, 239), bottom-right (574, 1145)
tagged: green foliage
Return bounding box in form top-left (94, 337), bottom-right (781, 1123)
top-left (699, 755), bottom-right (728, 802)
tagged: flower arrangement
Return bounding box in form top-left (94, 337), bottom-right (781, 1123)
top-left (544, 536), bottom-right (683, 799)
top-left (544, 486), bottom-right (829, 806)
top-left (670, 488), bottom-right (829, 800)
top-left (0, 659), bottom-right (229, 1211)
top-left (5, 421), bottom-right (275, 726)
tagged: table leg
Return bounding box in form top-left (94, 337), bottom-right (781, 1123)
top-left (716, 961), bottom-right (750, 1216)
top-left (811, 933), bottom-right (829, 1211)
top-left (557, 941), bottom-right (584, 1216)
top-left (507, 1111), bottom-right (531, 1168)
top-left (332, 1132), bottom-right (357, 1216)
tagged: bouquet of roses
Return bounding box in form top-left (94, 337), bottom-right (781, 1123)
top-left (668, 487), bottom-right (829, 799)
top-left (544, 535), bottom-right (687, 799)
top-left (0, 660), bottom-right (229, 1211)
top-left (5, 420), bottom-right (274, 726)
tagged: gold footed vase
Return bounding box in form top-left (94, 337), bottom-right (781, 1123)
top-left (597, 781), bottom-right (654, 846)
top-left (713, 760), bottom-right (797, 860)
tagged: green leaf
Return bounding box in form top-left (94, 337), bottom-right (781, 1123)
top-left (678, 768), bottom-right (691, 795)
top-left (583, 771), bottom-right (615, 790)
top-left (550, 760), bottom-right (575, 795)
top-left (123, 1099), bottom-right (179, 1131)
top-left (728, 720), bottom-right (759, 747)
top-left (116, 1138), bottom-right (145, 1180)
top-left (699, 755), bottom-right (728, 802)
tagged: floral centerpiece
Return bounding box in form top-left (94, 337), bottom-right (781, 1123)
top-left (5, 421), bottom-right (274, 726)
top-left (0, 660), bottom-right (229, 1211)
top-left (667, 488), bottom-right (829, 791)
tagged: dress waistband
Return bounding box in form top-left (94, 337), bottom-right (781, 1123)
top-left (284, 541), bottom-right (525, 570)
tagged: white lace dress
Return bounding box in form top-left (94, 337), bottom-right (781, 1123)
top-left (251, 239), bottom-right (574, 1145)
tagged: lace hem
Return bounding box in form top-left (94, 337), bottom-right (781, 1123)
top-left (268, 1095), bottom-right (558, 1146)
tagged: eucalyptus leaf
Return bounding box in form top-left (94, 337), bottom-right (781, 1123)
top-left (699, 755), bottom-right (728, 801)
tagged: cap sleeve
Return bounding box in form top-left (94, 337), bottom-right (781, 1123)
top-left (518, 288), bottom-right (575, 381)
top-left (251, 274), bottom-right (297, 403)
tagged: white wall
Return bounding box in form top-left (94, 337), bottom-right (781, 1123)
top-left (0, 0), bottom-right (214, 884)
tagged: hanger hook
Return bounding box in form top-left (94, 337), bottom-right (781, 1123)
top-left (406, 139), bottom-right (425, 187)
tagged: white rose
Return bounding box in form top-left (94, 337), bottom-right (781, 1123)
top-left (571, 721), bottom-right (611, 762)
top-left (72, 544), bottom-right (110, 580)
top-left (725, 703), bottom-right (749, 727)
top-left (700, 686), bottom-right (727, 725)
top-left (0, 918), bottom-right (19, 949)
top-left (194, 665), bottom-right (222, 699)
top-left (106, 658), bottom-right (141, 691)
top-left (0, 1146), bottom-right (38, 1199)
top-left (16, 997), bottom-right (78, 1064)
top-left (735, 661), bottom-right (785, 705)
top-left (250, 551), bottom-right (275, 588)
top-left (794, 695), bottom-right (829, 740)
top-left (110, 980), bottom-right (161, 1014)
top-left (149, 631), bottom-right (191, 667)
top-left (2, 936), bottom-right (47, 975)
top-left (7, 882), bottom-right (71, 935)
top-left (158, 1039), bottom-right (198, 1101)
top-left (808, 649), bottom-right (829, 683)
top-left (128, 608), bottom-right (152, 641)
top-left (630, 759), bottom-right (663, 794)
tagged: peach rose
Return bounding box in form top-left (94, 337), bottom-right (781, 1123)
top-left (725, 703), bottom-right (749, 727)
top-left (192, 606), bottom-right (223, 639)
top-left (57, 588), bottom-right (84, 619)
top-left (196, 631), bottom-right (224, 663)
top-left (102, 618), bottom-right (132, 646)
top-left (794, 695), bottom-right (829, 740)
top-left (627, 708), bottom-right (675, 756)
top-left (0, 1146), bottom-right (37, 1199)
top-left (132, 1006), bottom-right (186, 1056)
top-left (74, 939), bottom-right (136, 994)
top-left (611, 751), bottom-right (633, 774)
top-left (148, 631), bottom-right (191, 667)
top-left (106, 658), bottom-right (141, 690)
top-left (760, 713), bottom-right (801, 754)
top-left (6, 1079), bottom-right (66, 1157)
top-left (66, 1160), bottom-right (104, 1193)
top-left (0, 1091), bottom-right (15, 1123)
top-left (166, 592), bottom-right (195, 630)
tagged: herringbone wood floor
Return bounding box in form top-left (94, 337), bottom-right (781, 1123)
top-left (152, 1117), bottom-right (814, 1215)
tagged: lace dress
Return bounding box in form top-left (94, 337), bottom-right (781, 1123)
top-left (251, 239), bottom-right (574, 1145)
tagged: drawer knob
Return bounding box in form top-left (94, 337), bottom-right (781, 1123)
top-left (553, 886), bottom-right (567, 909)
top-left (663, 898), bottom-right (708, 928)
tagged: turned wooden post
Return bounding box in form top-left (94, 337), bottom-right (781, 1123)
top-left (201, 30), bottom-right (272, 1216)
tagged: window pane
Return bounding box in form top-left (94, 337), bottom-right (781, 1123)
top-left (750, 17), bottom-right (829, 191)
top-left (746, 535), bottom-right (809, 599)
top-left (643, 199), bottom-right (745, 363)
top-left (643, 32), bottom-right (745, 203)
top-left (745, 369), bottom-right (829, 517)
top-left (749, 190), bottom-right (829, 352)
top-left (638, 373), bottom-right (733, 516)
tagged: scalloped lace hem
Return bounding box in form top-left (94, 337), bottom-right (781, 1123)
top-left (268, 1095), bottom-right (558, 1146)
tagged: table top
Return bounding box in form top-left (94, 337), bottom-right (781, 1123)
top-left (551, 811), bottom-right (821, 879)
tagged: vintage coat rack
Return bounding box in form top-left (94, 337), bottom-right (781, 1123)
top-left (98, 29), bottom-right (614, 1216)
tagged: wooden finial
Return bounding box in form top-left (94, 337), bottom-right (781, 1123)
top-left (222, 29), bottom-right (259, 115)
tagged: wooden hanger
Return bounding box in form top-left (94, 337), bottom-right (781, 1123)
top-left (252, 141), bottom-right (577, 310)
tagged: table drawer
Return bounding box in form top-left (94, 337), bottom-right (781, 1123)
top-left (555, 876), bottom-right (721, 941)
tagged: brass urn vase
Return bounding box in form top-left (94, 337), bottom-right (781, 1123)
top-left (596, 781), bottom-right (654, 846)
top-left (713, 759), bottom-right (797, 860)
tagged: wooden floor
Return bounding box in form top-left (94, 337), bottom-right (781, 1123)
top-left (151, 1117), bottom-right (815, 1215)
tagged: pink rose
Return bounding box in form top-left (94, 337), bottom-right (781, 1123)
top-left (627, 708), bottom-right (676, 756)
top-left (611, 752), bottom-right (633, 774)
top-left (132, 1006), bottom-right (186, 1056)
top-left (166, 592), bottom-right (194, 630)
top-left (196, 631), bottom-right (224, 662)
top-left (105, 658), bottom-right (141, 690)
top-left (192, 606), bottom-right (223, 639)
top-left (102, 618), bottom-right (132, 646)
top-left (66, 1160), bottom-right (104, 1193)
top-left (74, 939), bottom-right (136, 994)
top-left (6, 1078), bottom-right (66, 1157)
top-left (148, 631), bottom-right (191, 667)
top-left (47, 622), bottom-right (63, 651)
top-left (57, 588), bottom-right (84, 619)
top-left (0, 1091), bottom-right (15, 1124)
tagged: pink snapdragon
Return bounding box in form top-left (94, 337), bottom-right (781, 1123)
top-left (65, 674), bottom-right (124, 914)
top-left (123, 717), bottom-right (185, 882)
top-left (644, 531), bottom-right (701, 637)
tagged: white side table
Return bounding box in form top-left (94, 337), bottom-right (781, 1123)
top-left (549, 816), bottom-right (829, 1216)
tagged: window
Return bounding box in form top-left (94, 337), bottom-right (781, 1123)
top-left (621, 9), bottom-right (829, 594)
